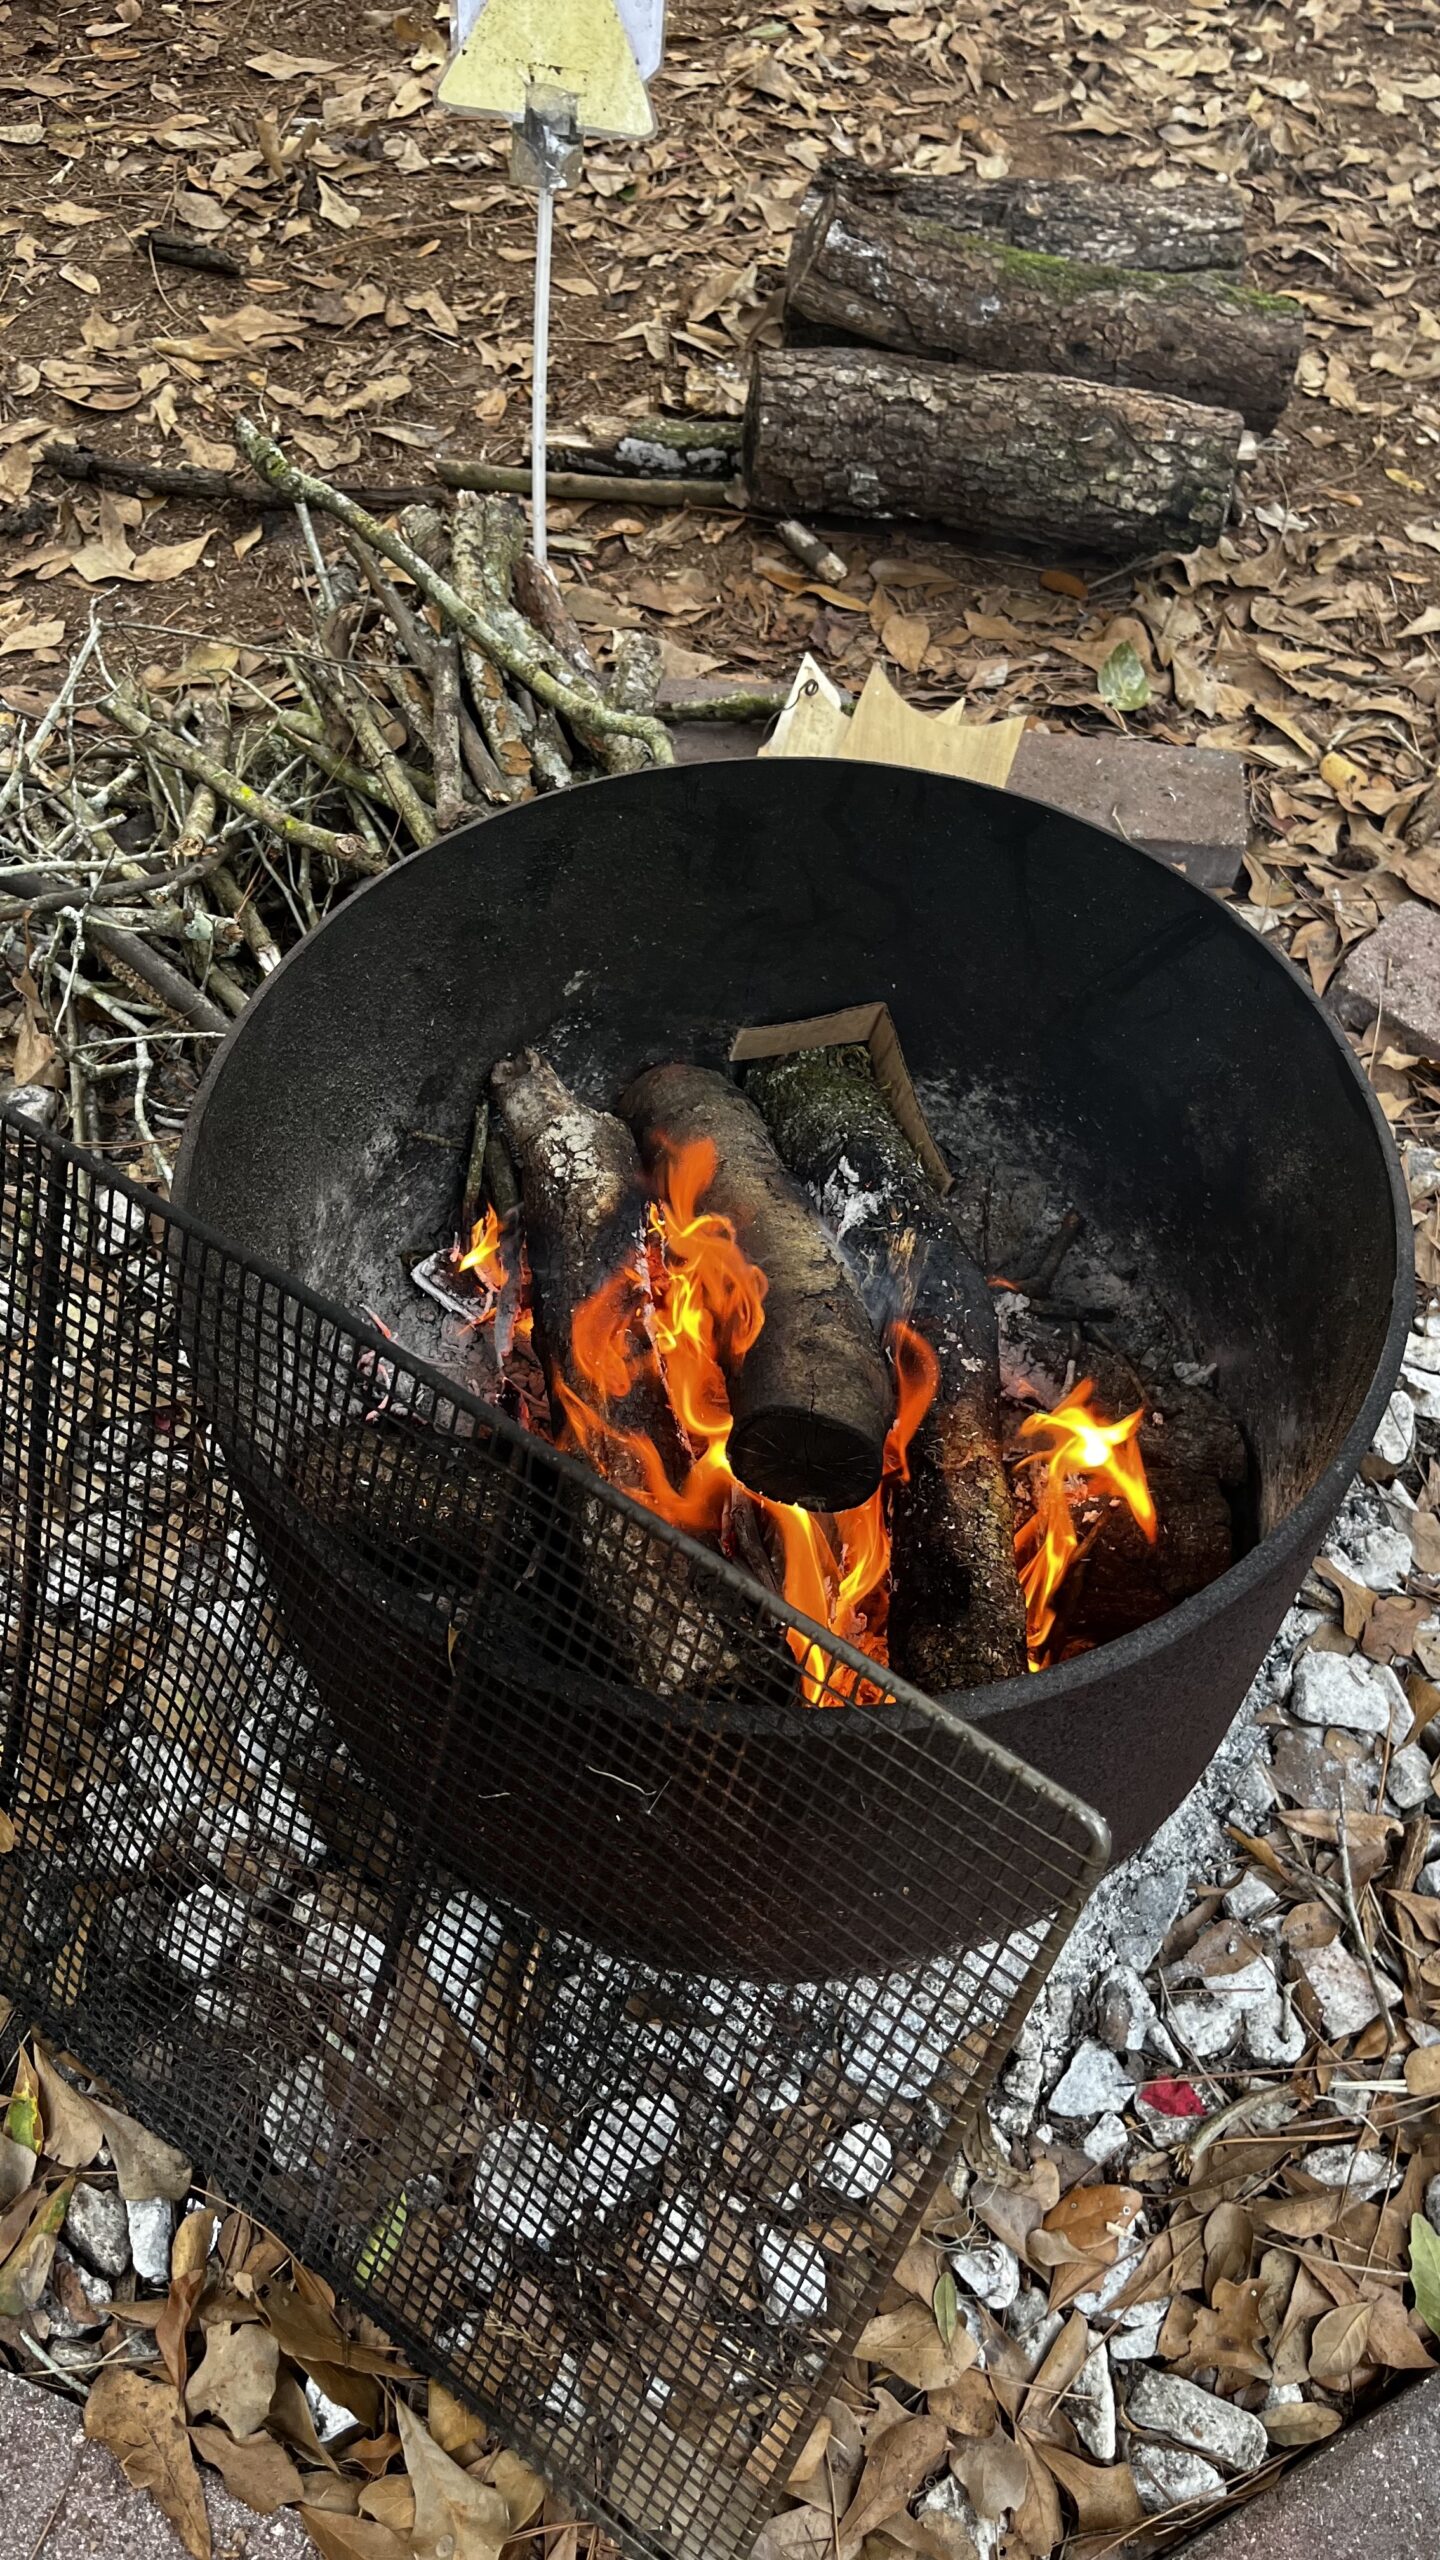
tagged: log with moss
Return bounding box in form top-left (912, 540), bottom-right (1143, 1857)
top-left (490, 1050), bottom-right (685, 1500)
top-left (806, 169), bottom-right (1248, 274)
top-left (621, 1063), bottom-right (894, 1513)
top-left (745, 1045), bottom-right (1028, 1695)
top-left (787, 175), bottom-right (1301, 432)
top-left (744, 347), bottom-right (1242, 558)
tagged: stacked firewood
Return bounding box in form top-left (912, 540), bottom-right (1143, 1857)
top-left (746, 172), bottom-right (1305, 557)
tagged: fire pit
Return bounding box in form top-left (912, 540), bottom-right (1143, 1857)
top-left (175, 758), bottom-right (1410, 1975)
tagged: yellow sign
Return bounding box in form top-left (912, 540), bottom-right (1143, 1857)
top-left (439, 0), bottom-right (655, 139)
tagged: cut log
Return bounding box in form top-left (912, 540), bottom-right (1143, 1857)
top-left (744, 348), bottom-right (1242, 558)
top-left (804, 169), bottom-right (1247, 274)
top-left (621, 1063), bottom-right (893, 1513)
top-left (787, 179), bottom-right (1301, 432)
top-left (745, 1046), bottom-right (1028, 1693)
top-left (490, 1049), bottom-right (685, 1500)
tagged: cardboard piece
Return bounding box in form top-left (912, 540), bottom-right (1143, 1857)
top-left (760, 660), bottom-right (1027, 788)
top-left (439, 0), bottom-right (655, 137)
top-left (729, 1002), bottom-right (953, 1198)
top-left (757, 652), bottom-right (848, 760)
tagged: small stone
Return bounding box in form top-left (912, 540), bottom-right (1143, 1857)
top-left (1109, 2301), bottom-right (1167, 2361)
top-left (1049, 2040), bottom-right (1136, 2120)
top-left (472, 2120), bottom-right (568, 2248)
top-left (1270, 1725), bottom-right (1378, 1814)
top-left (815, 2122), bottom-right (893, 2200)
top-left (64, 2179), bottom-right (131, 2279)
top-left (415, 1892), bottom-right (507, 2043)
top-left (567, 2092), bottom-right (681, 2213)
top-left (1165, 1993), bottom-right (1245, 2061)
top-left (648, 2197), bottom-right (706, 2268)
top-left (1420, 1859), bottom-right (1440, 1897)
top-left (1303, 2141), bottom-right (1396, 2197)
top-left (1374, 1388), bottom-right (1417, 1468)
top-left (920, 2474), bottom-right (1001, 2560)
top-left (1223, 1870), bottom-right (1281, 1924)
top-left (125, 2196), bottom-right (175, 2286)
top-left (1245, 1988), bottom-right (1308, 2066)
top-left (1332, 901), bottom-right (1440, 1081)
top-left (949, 2237), bottom-right (1020, 2311)
top-left (1387, 1744), bottom-right (1435, 1813)
top-left (1298, 1938), bottom-right (1400, 2040)
top-left (1289, 1650), bottom-right (1413, 1741)
top-left (1095, 1965), bottom-right (1177, 2061)
top-left (1072, 2339), bottom-right (1116, 2462)
top-left (306, 2377), bottom-right (366, 2442)
top-left (1112, 1859), bottom-right (1190, 1975)
top-left (1131, 2444), bottom-right (1227, 2516)
top-left (758, 2227), bottom-right (828, 2324)
top-left (264, 2058), bottom-right (335, 2178)
top-left (1083, 2111), bottom-right (1130, 2167)
top-left (293, 1904), bottom-right (393, 2009)
top-left (1128, 2369), bottom-right (1269, 2473)
top-left (158, 1884), bottom-right (248, 1983)
top-left (1425, 2173), bottom-right (1440, 2236)
top-left (1076, 2242), bottom-right (1146, 2319)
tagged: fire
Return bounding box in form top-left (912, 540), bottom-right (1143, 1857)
top-left (458, 1204), bottom-right (508, 1301)
top-left (1013, 1382), bottom-right (1157, 1666)
top-left (553, 1136), bottom-right (937, 1704)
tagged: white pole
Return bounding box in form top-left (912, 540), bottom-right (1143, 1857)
top-left (531, 170), bottom-right (555, 569)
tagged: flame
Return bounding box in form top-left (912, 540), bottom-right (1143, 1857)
top-left (554, 1136), bottom-right (937, 1704)
top-left (1013, 1381), bottom-right (1157, 1666)
top-left (457, 1205), bottom-right (508, 1305)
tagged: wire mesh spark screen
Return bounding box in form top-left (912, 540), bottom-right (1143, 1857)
top-left (0, 1106), bottom-right (1105, 2560)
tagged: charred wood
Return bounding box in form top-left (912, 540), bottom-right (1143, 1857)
top-left (621, 1062), bottom-right (894, 1514)
top-left (745, 1044), bottom-right (1027, 1692)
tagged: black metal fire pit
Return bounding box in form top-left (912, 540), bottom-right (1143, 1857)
top-left (175, 759), bottom-right (1410, 1975)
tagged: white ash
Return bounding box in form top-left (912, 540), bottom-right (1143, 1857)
top-left (125, 2196), bottom-right (175, 2286)
top-left (820, 1157), bottom-right (889, 1245)
top-left (1126, 2368), bottom-right (1268, 2472)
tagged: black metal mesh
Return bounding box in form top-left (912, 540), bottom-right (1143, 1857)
top-left (0, 1105), bottom-right (1106, 2560)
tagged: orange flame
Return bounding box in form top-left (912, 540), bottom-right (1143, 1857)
top-left (457, 1205), bottom-right (508, 1306)
top-left (1013, 1381), bottom-right (1157, 1666)
top-left (555, 1136), bottom-right (937, 1704)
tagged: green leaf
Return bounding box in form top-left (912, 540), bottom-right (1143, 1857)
top-left (1097, 639), bottom-right (1151, 712)
top-left (4, 2090), bottom-right (39, 2155)
top-left (357, 2190), bottom-right (409, 2286)
top-left (932, 2268), bottom-right (959, 2347)
top-left (1411, 2214), bottom-right (1440, 2337)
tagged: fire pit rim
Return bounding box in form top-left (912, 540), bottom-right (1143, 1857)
top-left (172, 759), bottom-right (1414, 1736)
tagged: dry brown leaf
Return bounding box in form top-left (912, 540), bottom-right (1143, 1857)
top-left (397, 2399), bottom-right (512, 2560)
top-left (30, 2051), bottom-right (103, 2168)
top-left (186, 2320), bottom-right (281, 2436)
top-left (427, 2377), bottom-right (484, 2458)
top-left (85, 2368), bottom-right (210, 2560)
top-left (0, 2177), bottom-right (73, 2315)
top-left (1404, 2045), bottom-right (1440, 2099)
top-left (156, 2270), bottom-right (206, 2391)
top-left (928, 2371), bottom-right (998, 2438)
top-left (1364, 2285), bottom-right (1436, 2370)
top-left (1020, 2309), bottom-right (1089, 2440)
top-left (753, 2512), bottom-right (836, 2560)
top-left (1040, 2185), bottom-right (1142, 2261)
top-left (1309, 2298), bottom-right (1373, 2382)
top-left (1031, 2437), bottom-right (1145, 2533)
top-left (881, 612), bottom-right (931, 675)
top-left (359, 2478), bottom-right (416, 2530)
top-left (953, 2430), bottom-right (1028, 2522)
top-left (838, 2412), bottom-right (948, 2556)
top-left (1013, 2433), bottom-right (1064, 2555)
top-left (188, 2423), bottom-right (305, 2514)
top-left (91, 2097), bottom-right (192, 2201)
top-left (299, 2514), bottom-right (411, 2560)
top-left (1186, 2280), bottom-right (1271, 2382)
top-left (1263, 2400), bottom-right (1344, 2448)
top-left (486, 2447), bottom-right (547, 2529)
top-left (853, 2298), bottom-right (978, 2390)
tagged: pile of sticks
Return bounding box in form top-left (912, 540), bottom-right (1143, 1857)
top-left (0, 420), bottom-right (738, 1186)
top-left (745, 171), bottom-right (1305, 557)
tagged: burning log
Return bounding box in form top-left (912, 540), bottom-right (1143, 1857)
top-left (621, 1064), bottom-right (894, 1514)
top-left (489, 1049), bottom-right (686, 1503)
top-left (795, 170), bottom-right (1248, 277)
top-left (787, 175), bottom-right (1301, 433)
top-left (744, 348), bottom-right (1242, 558)
top-left (744, 1045), bottom-right (1028, 1693)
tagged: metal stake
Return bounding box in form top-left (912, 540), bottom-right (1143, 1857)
top-left (512, 89), bottom-right (583, 571)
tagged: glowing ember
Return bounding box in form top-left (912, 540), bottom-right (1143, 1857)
top-left (1013, 1382), bottom-right (1157, 1666)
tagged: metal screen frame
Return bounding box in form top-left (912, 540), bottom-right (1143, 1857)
top-left (0, 1105), bottom-right (1106, 2560)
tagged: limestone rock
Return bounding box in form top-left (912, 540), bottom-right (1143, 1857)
top-left (1127, 2368), bottom-right (1269, 2472)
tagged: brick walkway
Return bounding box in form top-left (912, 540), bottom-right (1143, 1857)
top-left (0, 2372), bottom-right (310, 2560)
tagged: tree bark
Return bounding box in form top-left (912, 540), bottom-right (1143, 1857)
top-left (787, 179), bottom-right (1300, 432)
top-left (744, 347), bottom-right (1242, 558)
top-left (621, 1063), bottom-right (894, 1513)
top-left (806, 169), bottom-right (1247, 274)
top-left (490, 1050), bottom-right (685, 1499)
top-left (745, 1046), bottom-right (1028, 1693)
